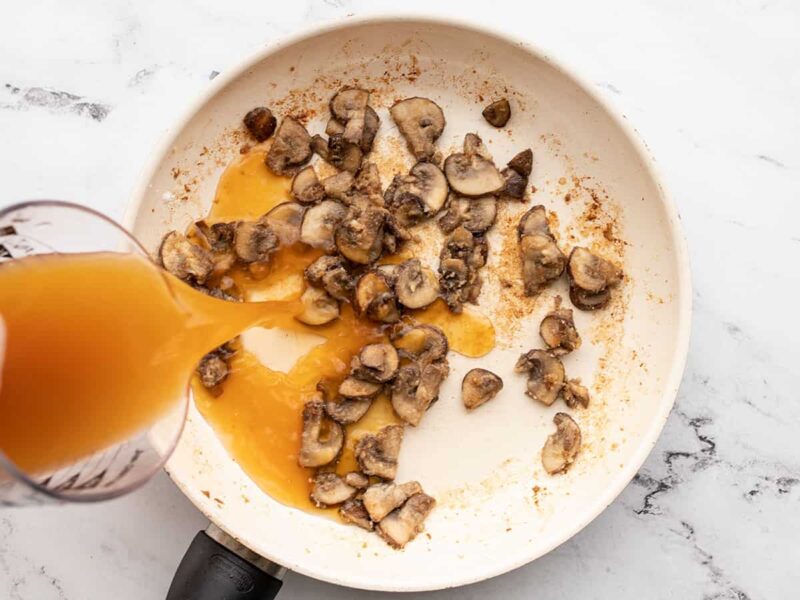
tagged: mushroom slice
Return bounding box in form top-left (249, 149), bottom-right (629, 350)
top-left (354, 271), bottom-right (400, 323)
top-left (517, 205), bottom-right (552, 239)
top-left (310, 472), bottom-right (357, 507)
top-left (327, 134), bottom-right (363, 173)
top-left (438, 257), bottom-right (470, 312)
top-left (338, 376), bottom-right (382, 400)
top-left (384, 162), bottom-right (449, 226)
top-left (196, 351), bottom-right (229, 389)
top-left (507, 148), bottom-right (533, 177)
top-left (482, 98), bottom-right (511, 127)
top-left (299, 199), bottom-right (347, 252)
top-left (360, 106), bottom-right (380, 152)
top-left (335, 204), bottom-right (385, 264)
top-left (541, 412), bottom-right (582, 474)
top-left (340, 499), bottom-right (374, 531)
top-left (304, 255), bottom-right (354, 302)
top-left (520, 234), bottom-right (567, 295)
top-left (392, 325), bottom-right (449, 364)
top-left (438, 194), bottom-right (496, 234)
top-left (233, 219), bottom-right (279, 263)
top-left (344, 471), bottom-right (370, 489)
top-left (352, 343), bottom-right (399, 383)
top-left (263, 202), bottom-right (305, 246)
top-left (325, 117), bottom-right (345, 137)
top-left (194, 220), bottom-right (236, 254)
top-left (390, 97), bottom-right (446, 161)
top-left (515, 349), bottom-right (565, 406)
top-left (567, 247), bottom-right (623, 294)
top-left (395, 259), bottom-right (440, 309)
top-left (463, 132), bottom-right (494, 161)
top-left (562, 378), bottom-right (590, 408)
top-left (295, 286), bottom-right (340, 326)
top-left (243, 106), bottom-right (277, 142)
top-left (377, 492), bottom-right (436, 549)
top-left (353, 162), bottom-right (383, 206)
top-left (444, 152), bottom-right (505, 197)
top-left (390, 360), bottom-right (449, 427)
top-left (501, 167), bottom-right (527, 200)
top-left (310, 134), bottom-right (330, 160)
top-left (329, 88), bottom-right (370, 144)
top-left (355, 425), bottom-right (404, 480)
top-left (265, 117), bottom-right (312, 175)
top-left (298, 399), bottom-right (344, 467)
top-left (362, 481), bottom-right (422, 522)
top-left (325, 396), bottom-right (372, 424)
top-left (569, 285), bottom-right (612, 311)
top-left (291, 166), bottom-right (325, 204)
top-left (159, 231), bottom-right (213, 283)
top-left (539, 308), bottom-right (581, 355)
top-left (461, 368), bottom-right (503, 410)
top-left (321, 171), bottom-right (355, 201)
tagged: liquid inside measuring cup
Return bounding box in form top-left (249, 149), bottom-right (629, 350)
top-left (0, 252), bottom-right (283, 476)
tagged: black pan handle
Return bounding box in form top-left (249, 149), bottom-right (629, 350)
top-left (166, 526), bottom-right (284, 600)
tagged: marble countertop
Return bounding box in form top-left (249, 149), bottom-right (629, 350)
top-left (1, 1), bottom-right (798, 598)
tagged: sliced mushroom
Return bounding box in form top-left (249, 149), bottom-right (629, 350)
top-left (295, 286), bottom-right (340, 326)
top-left (562, 378), bottom-right (590, 409)
top-left (438, 194), bottom-right (497, 234)
top-left (291, 166), bottom-right (325, 204)
top-left (507, 148), bottom-right (533, 177)
top-left (374, 264), bottom-right (400, 286)
top-left (517, 205), bottom-right (551, 239)
top-left (325, 396), bottom-right (372, 424)
top-left (569, 285), bottom-right (612, 311)
top-left (340, 498), bottom-right (374, 530)
top-left (263, 202), bottom-right (305, 246)
top-left (265, 117), bottom-right (312, 175)
top-left (344, 471), bottom-right (370, 489)
top-left (298, 399), bottom-right (344, 467)
top-left (243, 106), bottom-right (277, 142)
top-left (310, 134), bottom-right (329, 160)
top-left (482, 98), bottom-right (511, 127)
top-left (196, 352), bottom-right (229, 388)
top-left (539, 308), bottom-right (581, 355)
top-left (304, 255), bottom-right (354, 301)
top-left (501, 167), bottom-right (527, 200)
top-left (463, 133), bottom-right (493, 160)
top-left (299, 199), bottom-right (347, 252)
top-left (338, 376), bottom-right (382, 400)
top-left (327, 134), bottom-right (363, 173)
top-left (325, 117), bottom-right (345, 137)
top-left (395, 259), bottom-right (440, 309)
top-left (438, 226), bottom-right (486, 311)
top-left (159, 231), bottom-right (213, 283)
top-left (360, 106), bottom-right (380, 152)
top-left (355, 425), bottom-right (403, 480)
top-left (353, 162), bottom-right (383, 206)
top-left (438, 257), bottom-right (469, 312)
top-left (541, 412), bottom-right (582, 474)
top-left (334, 204), bottom-right (385, 264)
top-left (310, 472), bottom-right (357, 507)
top-left (515, 349), bottom-right (565, 406)
top-left (351, 343), bottom-right (399, 383)
top-left (362, 481), bottom-right (422, 522)
top-left (354, 271), bottom-right (400, 323)
top-left (233, 220), bottom-right (279, 263)
top-left (381, 211), bottom-right (411, 255)
top-left (567, 247), bottom-right (623, 294)
top-left (391, 325), bottom-right (449, 364)
top-left (384, 162), bottom-right (449, 227)
top-left (520, 234), bottom-right (567, 295)
top-left (320, 171), bottom-right (355, 201)
top-left (444, 152), bottom-right (505, 197)
top-left (461, 368), bottom-right (503, 410)
top-left (390, 97), bottom-right (446, 161)
top-left (377, 492), bottom-right (436, 549)
top-left (390, 360), bottom-right (449, 426)
top-left (329, 88), bottom-right (370, 145)
top-left (194, 220), bottom-right (236, 254)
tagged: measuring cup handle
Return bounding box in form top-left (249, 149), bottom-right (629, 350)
top-left (166, 530), bottom-right (283, 600)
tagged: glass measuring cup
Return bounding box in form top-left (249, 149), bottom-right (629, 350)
top-left (0, 201), bottom-right (190, 506)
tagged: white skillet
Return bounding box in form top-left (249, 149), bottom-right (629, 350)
top-left (125, 15), bottom-right (691, 593)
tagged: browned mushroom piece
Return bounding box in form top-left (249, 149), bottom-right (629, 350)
top-left (334, 204), bottom-right (385, 264)
top-left (325, 117), bottom-right (345, 137)
top-left (304, 255), bottom-right (354, 302)
top-left (343, 471), bottom-right (370, 489)
top-left (355, 425), bottom-right (404, 480)
top-left (438, 194), bottom-right (497, 234)
top-left (395, 259), bottom-right (440, 309)
top-left (329, 88), bottom-right (370, 145)
top-left (299, 199), bottom-right (347, 252)
top-left (263, 202), bottom-right (306, 246)
top-left (463, 132), bottom-right (494, 161)
top-left (438, 226), bottom-right (486, 311)
top-left (338, 376), bottom-right (382, 400)
top-left (507, 148), bottom-right (533, 177)
top-left (520, 234), bottom-right (566, 295)
top-left (390, 97), bottom-right (446, 161)
top-left (376, 492), bottom-right (436, 549)
top-left (390, 360), bottom-right (449, 426)
top-left (325, 395), bottom-right (372, 424)
top-left (353, 162), bottom-right (383, 206)
top-left (500, 167), bottom-right (527, 200)
top-left (291, 166), bottom-right (325, 204)
top-left (309, 472), bottom-right (357, 507)
top-left (444, 152), bottom-right (505, 197)
top-left (320, 171), bottom-right (355, 201)
top-left (381, 211), bottom-right (412, 256)
top-left (196, 351), bottom-right (229, 388)
top-left (515, 349), bottom-right (565, 406)
top-left (354, 271), bottom-right (400, 323)
top-left (298, 399), bottom-right (344, 467)
top-left (384, 162), bottom-right (449, 227)
top-left (310, 134), bottom-right (330, 160)
top-left (159, 231), bottom-right (213, 283)
top-left (482, 98), bottom-right (511, 127)
top-left (461, 368), bottom-right (504, 410)
top-left (265, 117), bottom-right (312, 175)
top-left (362, 481), bottom-right (422, 522)
top-left (391, 325), bottom-right (449, 365)
top-left (567, 247), bottom-right (623, 294)
top-left (295, 286), bottom-right (340, 326)
top-left (351, 343), bottom-right (400, 383)
top-left (539, 308), bottom-right (581, 355)
top-left (340, 498), bottom-right (374, 530)
top-left (541, 412), bottom-right (582, 474)
top-left (360, 106), bottom-right (380, 152)
top-left (327, 134), bottom-right (363, 173)
top-left (243, 107), bottom-right (277, 142)
top-left (194, 220), bottom-right (236, 254)
top-left (517, 205), bottom-right (551, 239)
top-left (233, 219), bottom-right (279, 263)
top-left (562, 378), bottom-right (590, 409)
top-left (569, 285), bottom-right (612, 311)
